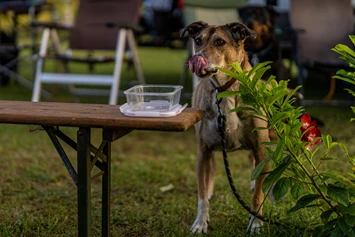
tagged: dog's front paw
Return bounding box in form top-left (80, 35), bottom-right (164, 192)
top-left (190, 216), bottom-right (209, 234)
top-left (247, 215), bottom-right (263, 234)
top-left (191, 198), bottom-right (210, 233)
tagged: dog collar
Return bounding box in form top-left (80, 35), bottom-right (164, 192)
top-left (209, 58), bottom-right (247, 92)
top-left (210, 78), bottom-right (237, 92)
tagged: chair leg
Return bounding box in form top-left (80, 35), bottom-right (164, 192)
top-left (32, 28), bottom-right (51, 102)
top-left (127, 29), bottom-right (145, 85)
top-left (109, 28), bottom-right (127, 105)
top-left (323, 73), bottom-right (336, 101)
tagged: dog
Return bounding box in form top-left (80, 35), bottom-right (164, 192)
top-left (181, 21), bottom-right (270, 234)
top-left (239, 6), bottom-right (292, 81)
top-left (239, 6), bottom-right (279, 63)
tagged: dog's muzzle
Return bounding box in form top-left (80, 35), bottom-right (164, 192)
top-left (189, 55), bottom-right (217, 77)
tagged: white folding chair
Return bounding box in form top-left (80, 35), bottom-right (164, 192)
top-left (31, 0), bottom-right (145, 105)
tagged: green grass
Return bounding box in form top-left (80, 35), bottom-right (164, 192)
top-left (1, 46), bottom-right (355, 236)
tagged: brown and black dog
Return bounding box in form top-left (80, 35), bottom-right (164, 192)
top-left (239, 6), bottom-right (295, 81)
top-left (182, 21), bottom-right (270, 234)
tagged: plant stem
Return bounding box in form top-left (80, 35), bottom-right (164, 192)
top-left (261, 106), bottom-right (341, 216)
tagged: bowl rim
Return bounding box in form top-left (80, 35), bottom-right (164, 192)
top-left (124, 84), bottom-right (183, 95)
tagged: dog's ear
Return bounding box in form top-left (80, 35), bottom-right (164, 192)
top-left (181, 21), bottom-right (208, 39)
top-left (225, 22), bottom-right (257, 41)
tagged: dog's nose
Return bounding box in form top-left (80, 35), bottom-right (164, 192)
top-left (189, 56), bottom-right (208, 75)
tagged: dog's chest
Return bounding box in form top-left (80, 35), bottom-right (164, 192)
top-left (202, 95), bottom-right (246, 151)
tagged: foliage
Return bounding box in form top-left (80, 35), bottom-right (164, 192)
top-left (0, 0), bottom-right (79, 34)
top-left (332, 35), bottom-right (355, 122)
top-left (216, 61), bottom-right (355, 236)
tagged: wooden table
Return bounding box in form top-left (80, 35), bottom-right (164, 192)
top-left (0, 101), bottom-right (202, 236)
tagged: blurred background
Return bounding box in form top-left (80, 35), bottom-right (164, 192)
top-left (0, 0), bottom-right (355, 105)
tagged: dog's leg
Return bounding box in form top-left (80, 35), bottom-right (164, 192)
top-left (248, 151), bottom-right (256, 191)
top-left (208, 153), bottom-right (216, 200)
top-left (248, 143), bottom-right (269, 234)
top-left (191, 147), bottom-right (214, 233)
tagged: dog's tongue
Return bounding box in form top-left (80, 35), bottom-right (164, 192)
top-left (189, 56), bottom-right (208, 75)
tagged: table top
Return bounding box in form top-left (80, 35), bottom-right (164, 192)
top-left (0, 101), bottom-right (202, 132)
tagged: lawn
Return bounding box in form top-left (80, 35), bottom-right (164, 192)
top-left (1, 45), bottom-right (355, 236)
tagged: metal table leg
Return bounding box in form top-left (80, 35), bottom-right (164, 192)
top-left (102, 131), bottom-right (111, 237)
top-left (44, 126), bottom-right (131, 236)
top-left (77, 127), bottom-right (91, 237)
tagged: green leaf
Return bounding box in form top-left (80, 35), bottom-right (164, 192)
top-left (345, 214), bottom-right (355, 226)
top-left (312, 226), bottom-right (323, 237)
top-left (327, 185), bottom-right (349, 206)
top-left (348, 203), bottom-right (355, 216)
top-left (251, 154), bottom-right (273, 180)
top-left (283, 85), bottom-right (302, 106)
top-left (215, 66), bottom-right (241, 79)
top-left (291, 165), bottom-right (307, 181)
top-left (251, 127), bottom-right (269, 133)
top-left (290, 121), bottom-right (302, 133)
top-left (262, 156), bottom-right (292, 193)
top-left (344, 88), bottom-right (355, 97)
top-left (333, 44), bottom-right (355, 58)
top-left (270, 111), bottom-right (290, 127)
top-left (323, 219), bottom-right (338, 233)
top-left (273, 177), bottom-right (291, 200)
top-left (322, 134), bottom-right (332, 149)
top-left (240, 94), bottom-right (257, 106)
top-left (291, 182), bottom-right (304, 200)
top-left (266, 89), bottom-right (289, 108)
top-left (284, 136), bottom-right (295, 152)
top-left (348, 187), bottom-right (355, 200)
top-left (321, 171), bottom-right (355, 188)
top-left (273, 137), bottom-right (286, 163)
top-left (321, 209), bottom-right (334, 224)
top-left (288, 194), bottom-right (322, 213)
top-left (337, 143), bottom-right (350, 157)
top-left (330, 226), bottom-right (345, 237)
top-left (349, 35), bottom-right (355, 47)
top-left (250, 66), bottom-right (271, 88)
top-left (261, 141), bottom-right (278, 146)
top-left (338, 216), bottom-right (355, 237)
top-left (339, 205), bottom-right (350, 215)
top-left (334, 74), bottom-right (355, 86)
top-left (217, 90), bottom-right (239, 99)
top-left (247, 61), bottom-right (272, 78)
top-left (229, 62), bottom-right (243, 73)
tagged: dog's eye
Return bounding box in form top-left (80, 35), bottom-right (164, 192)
top-left (215, 39), bottom-right (225, 46)
top-left (195, 38), bottom-right (202, 46)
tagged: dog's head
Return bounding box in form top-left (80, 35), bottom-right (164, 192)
top-left (181, 21), bottom-right (256, 79)
top-left (239, 6), bottom-right (278, 52)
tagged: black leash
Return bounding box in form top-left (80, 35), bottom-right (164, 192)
top-left (215, 89), bottom-right (284, 228)
top-left (211, 71), bottom-right (310, 232)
